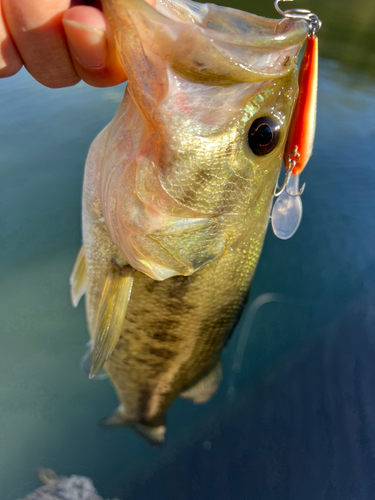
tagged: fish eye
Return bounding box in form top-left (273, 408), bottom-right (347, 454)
top-left (247, 117), bottom-right (280, 156)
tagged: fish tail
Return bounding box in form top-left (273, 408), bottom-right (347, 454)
top-left (99, 405), bottom-right (166, 446)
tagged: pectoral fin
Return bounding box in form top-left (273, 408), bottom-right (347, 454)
top-left (69, 246), bottom-right (87, 307)
top-left (90, 264), bottom-right (134, 378)
top-left (80, 341), bottom-right (108, 380)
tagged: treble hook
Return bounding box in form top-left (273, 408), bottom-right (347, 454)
top-left (274, 149), bottom-right (306, 197)
top-left (274, 0), bottom-right (322, 35)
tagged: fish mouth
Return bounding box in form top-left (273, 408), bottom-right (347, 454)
top-left (103, 0), bottom-right (310, 85)
top-left (159, 0), bottom-right (310, 83)
top-left (154, 0), bottom-right (309, 48)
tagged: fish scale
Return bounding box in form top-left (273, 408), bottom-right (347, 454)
top-left (104, 232), bottom-right (261, 425)
top-left (70, 0), bottom-right (309, 443)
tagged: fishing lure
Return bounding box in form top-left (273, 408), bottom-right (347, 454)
top-left (272, 0), bottom-right (321, 239)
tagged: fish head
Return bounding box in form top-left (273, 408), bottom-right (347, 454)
top-left (98, 0), bottom-right (309, 279)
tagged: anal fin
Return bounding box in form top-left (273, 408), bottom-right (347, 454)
top-left (180, 360), bottom-right (222, 404)
top-left (90, 264), bottom-right (134, 378)
top-left (69, 246), bottom-right (87, 307)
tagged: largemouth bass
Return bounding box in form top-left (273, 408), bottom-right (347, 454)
top-left (70, 0), bottom-right (309, 444)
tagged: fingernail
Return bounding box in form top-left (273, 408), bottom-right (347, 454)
top-left (63, 19), bottom-right (107, 69)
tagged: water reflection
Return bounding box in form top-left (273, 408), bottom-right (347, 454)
top-left (1, 1), bottom-right (375, 499)
top-left (130, 299), bottom-right (375, 500)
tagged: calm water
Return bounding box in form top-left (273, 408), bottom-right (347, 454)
top-left (1, 1), bottom-right (375, 499)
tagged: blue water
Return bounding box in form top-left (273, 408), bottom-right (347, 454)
top-left (1, 19), bottom-right (375, 500)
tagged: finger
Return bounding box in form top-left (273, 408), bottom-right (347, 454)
top-left (2, 0), bottom-right (79, 88)
top-left (63, 6), bottom-right (126, 88)
top-left (0, 2), bottom-right (22, 77)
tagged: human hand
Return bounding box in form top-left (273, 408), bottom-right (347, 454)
top-left (0, 0), bottom-right (127, 88)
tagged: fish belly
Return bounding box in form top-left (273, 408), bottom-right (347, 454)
top-left (83, 179), bottom-right (265, 431)
top-left (77, 112), bottom-right (275, 445)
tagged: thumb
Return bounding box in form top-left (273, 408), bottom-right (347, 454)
top-left (63, 6), bottom-right (127, 87)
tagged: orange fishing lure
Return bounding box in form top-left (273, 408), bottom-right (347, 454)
top-left (271, 0), bottom-right (321, 240)
top-left (285, 34), bottom-right (319, 175)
